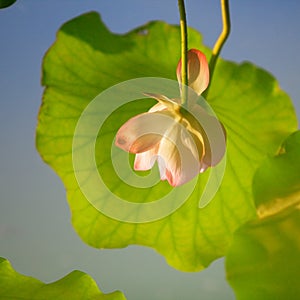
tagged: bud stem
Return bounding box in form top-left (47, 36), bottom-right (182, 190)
top-left (178, 0), bottom-right (188, 107)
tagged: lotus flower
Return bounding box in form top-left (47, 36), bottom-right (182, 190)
top-left (115, 49), bottom-right (226, 187)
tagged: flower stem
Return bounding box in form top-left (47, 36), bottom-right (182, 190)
top-left (178, 0), bottom-right (188, 106)
top-left (203, 0), bottom-right (231, 98)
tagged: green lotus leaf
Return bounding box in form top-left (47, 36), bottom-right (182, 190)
top-left (253, 130), bottom-right (300, 217)
top-left (0, 257), bottom-right (126, 300)
top-left (226, 208), bottom-right (300, 300)
top-left (226, 131), bottom-right (300, 299)
top-left (36, 12), bottom-right (297, 271)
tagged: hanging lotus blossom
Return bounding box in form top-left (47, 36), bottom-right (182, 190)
top-left (115, 49), bottom-right (226, 187)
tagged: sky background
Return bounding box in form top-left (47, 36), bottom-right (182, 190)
top-left (0, 1), bottom-right (299, 299)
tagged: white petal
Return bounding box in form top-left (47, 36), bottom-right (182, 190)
top-left (144, 92), bottom-right (180, 112)
top-left (190, 104), bottom-right (226, 167)
top-left (115, 111), bottom-right (176, 154)
top-left (157, 122), bottom-right (201, 186)
top-left (180, 125), bottom-right (204, 165)
top-left (134, 148), bottom-right (157, 171)
top-left (148, 102), bottom-right (166, 113)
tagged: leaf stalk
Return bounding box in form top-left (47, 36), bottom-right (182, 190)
top-left (204, 0), bottom-right (231, 98)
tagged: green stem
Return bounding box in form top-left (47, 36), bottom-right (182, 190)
top-left (178, 0), bottom-right (188, 106)
top-left (203, 0), bottom-right (231, 98)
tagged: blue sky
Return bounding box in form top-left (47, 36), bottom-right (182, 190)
top-left (0, 1), bottom-right (299, 299)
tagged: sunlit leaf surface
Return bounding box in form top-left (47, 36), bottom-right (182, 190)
top-left (36, 12), bottom-right (297, 271)
top-left (253, 131), bottom-right (300, 217)
top-left (226, 131), bottom-right (300, 300)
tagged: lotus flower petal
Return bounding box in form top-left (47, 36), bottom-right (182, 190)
top-left (115, 111), bottom-right (175, 153)
top-left (177, 49), bottom-right (210, 96)
top-left (134, 147), bottom-right (158, 171)
top-left (157, 123), bottom-right (201, 186)
top-left (191, 104), bottom-right (226, 167)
